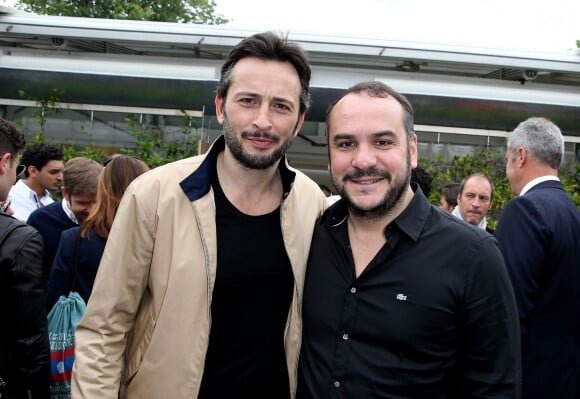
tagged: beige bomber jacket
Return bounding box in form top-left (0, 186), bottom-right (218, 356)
top-left (71, 137), bottom-right (327, 398)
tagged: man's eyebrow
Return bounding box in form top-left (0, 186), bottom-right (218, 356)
top-left (371, 130), bottom-right (398, 139)
top-left (332, 130), bottom-right (399, 142)
top-left (332, 133), bottom-right (355, 142)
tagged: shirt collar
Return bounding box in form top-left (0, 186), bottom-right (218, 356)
top-left (324, 183), bottom-right (431, 243)
top-left (20, 179), bottom-right (52, 207)
top-left (519, 175), bottom-right (560, 196)
top-left (61, 198), bottom-right (78, 224)
top-left (391, 184), bottom-right (431, 242)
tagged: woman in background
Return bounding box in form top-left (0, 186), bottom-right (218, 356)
top-left (46, 155), bottom-right (149, 309)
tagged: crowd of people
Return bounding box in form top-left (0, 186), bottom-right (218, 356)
top-left (0, 31), bottom-right (578, 399)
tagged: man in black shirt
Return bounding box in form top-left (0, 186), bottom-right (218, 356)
top-left (298, 81), bottom-right (521, 398)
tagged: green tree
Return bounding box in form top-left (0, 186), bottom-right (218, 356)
top-left (16, 0), bottom-right (228, 24)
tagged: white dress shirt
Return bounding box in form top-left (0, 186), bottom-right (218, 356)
top-left (8, 179), bottom-right (55, 222)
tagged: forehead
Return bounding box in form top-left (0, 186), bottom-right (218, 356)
top-left (328, 92), bottom-right (405, 137)
top-left (41, 159), bottom-right (64, 172)
top-left (228, 57), bottom-right (301, 99)
top-left (463, 177), bottom-right (492, 194)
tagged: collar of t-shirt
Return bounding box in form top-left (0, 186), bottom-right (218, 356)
top-left (61, 198), bottom-right (79, 224)
top-left (519, 175), bottom-right (560, 196)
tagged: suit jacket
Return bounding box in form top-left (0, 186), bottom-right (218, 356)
top-left (495, 180), bottom-right (580, 399)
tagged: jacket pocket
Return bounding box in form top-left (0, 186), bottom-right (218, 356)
top-left (123, 300), bottom-right (156, 384)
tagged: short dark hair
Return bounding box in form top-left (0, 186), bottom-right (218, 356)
top-left (459, 173), bottom-right (495, 202)
top-left (326, 81), bottom-right (415, 143)
top-left (440, 182), bottom-right (460, 207)
top-left (20, 143), bottom-right (63, 178)
top-left (0, 119), bottom-right (26, 157)
top-left (216, 31), bottom-right (312, 115)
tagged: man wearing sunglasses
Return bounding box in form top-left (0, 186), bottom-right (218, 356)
top-left (0, 118), bottom-right (50, 399)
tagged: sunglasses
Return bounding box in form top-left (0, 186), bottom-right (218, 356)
top-left (16, 164), bottom-right (26, 178)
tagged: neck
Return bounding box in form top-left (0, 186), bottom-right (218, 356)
top-left (23, 178), bottom-right (46, 198)
top-left (216, 150), bottom-right (283, 215)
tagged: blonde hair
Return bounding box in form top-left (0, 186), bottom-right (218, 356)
top-left (81, 156), bottom-right (149, 239)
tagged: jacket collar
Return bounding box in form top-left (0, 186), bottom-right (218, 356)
top-left (179, 135), bottom-right (296, 201)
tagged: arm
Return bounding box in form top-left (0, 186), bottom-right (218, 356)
top-left (11, 227), bottom-right (50, 398)
top-left (72, 183), bottom-right (156, 398)
top-left (461, 236), bottom-right (522, 398)
top-left (494, 198), bottom-right (546, 337)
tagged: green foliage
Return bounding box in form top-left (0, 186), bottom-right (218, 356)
top-left (16, 98), bottom-right (200, 170)
top-left (422, 148), bottom-right (579, 229)
top-left (119, 113), bottom-right (199, 168)
top-left (19, 89), bottom-right (64, 143)
top-left (16, 0), bottom-right (228, 24)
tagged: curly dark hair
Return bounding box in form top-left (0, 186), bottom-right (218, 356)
top-left (216, 31), bottom-right (312, 115)
top-left (20, 143), bottom-right (63, 178)
top-left (411, 165), bottom-right (434, 197)
top-left (0, 119), bottom-right (26, 157)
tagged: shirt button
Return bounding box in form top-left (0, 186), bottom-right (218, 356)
top-left (334, 381), bottom-right (341, 388)
top-left (350, 287), bottom-right (357, 294)
top-left (342, 333), bottom-right (349, 340)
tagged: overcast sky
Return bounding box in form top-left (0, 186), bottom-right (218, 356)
top-left (1, 0), bottom-right (578, 53)
top-left (215, 0), bottom-right (580, 53)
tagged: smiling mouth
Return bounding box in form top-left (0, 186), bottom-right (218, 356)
top-left (351, 178), bottom-right (383, 185)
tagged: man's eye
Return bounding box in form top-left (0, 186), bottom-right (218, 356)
top-left (274, 103), bottom-right (291, 111)
top-left (337, 141), bottom-right (354, 149)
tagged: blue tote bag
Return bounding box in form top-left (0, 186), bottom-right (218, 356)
top-left (47, 230), bottom-right (86, 399)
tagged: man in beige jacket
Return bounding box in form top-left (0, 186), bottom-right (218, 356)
top-left (72, 32), bottom-right (327, 399)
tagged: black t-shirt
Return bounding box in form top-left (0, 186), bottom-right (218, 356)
top-left (198, 176), bottom-right (293, 399)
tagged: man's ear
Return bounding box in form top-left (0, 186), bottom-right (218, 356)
top-left (292, 113), bottom-right (306, 139)
top-left (26, 165), bottom-right (38, 178)
top-left (517, 147), bottom-right (528, 167)
top-left (215, 95), bottom-right (225, 125)
top-left (409, 135), bottom-right (418, 169)
top-left (61, 186), bottom-right (70, 202)
top-left (0, 152), bottom-right (11, 175)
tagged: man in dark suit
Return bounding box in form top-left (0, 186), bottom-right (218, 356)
top-left (495, 117), bottom-right (580, 399)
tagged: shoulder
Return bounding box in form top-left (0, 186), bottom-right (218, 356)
top-left (27, 201), bottom-right (62, 223)
top-left (0, 213), bottom-right (41, 247)
top-left (292, 169), bottom-right (326, 193)
top-left (430, 205), bottom-right (490, 239)
top-left (501, 195), bottom-right (544, 221)
top-left (8, 179), bottom-right (28, 196)
top-left (129, 155), bottom-right (205, 194)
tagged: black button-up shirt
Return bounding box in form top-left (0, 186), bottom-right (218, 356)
top-left (298, 188), bottom-right (521, 399)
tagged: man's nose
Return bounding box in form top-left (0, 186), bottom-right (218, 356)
top-left (251, 105), bottom-right (273, 132)
top-left (351, 144), bottom-right (377, 170)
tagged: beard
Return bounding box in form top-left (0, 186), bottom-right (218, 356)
top-left (223, 116), bottom-right (293, 170)
top-left (332, 150), bottom-right (412, 219)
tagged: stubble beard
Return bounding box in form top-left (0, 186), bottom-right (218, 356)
top-left (332, 150), bottom-right (412, 219)
top-left (223, 117), bottom-right (292, 170)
